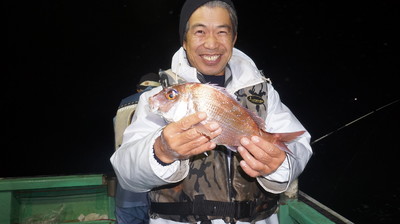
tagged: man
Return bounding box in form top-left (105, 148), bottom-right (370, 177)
top-left (111, 0), bottom-right (312, 223)
top-left (113, 72), bottom-right (160, 224)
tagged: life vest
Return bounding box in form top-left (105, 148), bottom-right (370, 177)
top-left (149, 69), bottom-right (278, 223)
top-left (114, 103), bottom-right (138, 150)
top-left (113, 89), bottom-right (153, 209)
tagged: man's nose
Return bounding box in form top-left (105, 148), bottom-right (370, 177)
top-left (204, 34), bottom-right (218, 49)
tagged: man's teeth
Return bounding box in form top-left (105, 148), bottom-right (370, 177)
top-left (202, 55), bottom-right (219, 61)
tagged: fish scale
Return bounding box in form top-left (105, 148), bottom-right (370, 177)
top-left (187, 84), bottom-right (260, 148)
top-left (149, 82), bottom-right (304, 156)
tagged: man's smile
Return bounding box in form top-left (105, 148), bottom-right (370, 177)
top-left (201, 54), bottom-right (221, 64)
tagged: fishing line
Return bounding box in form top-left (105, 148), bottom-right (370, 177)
top-left (311, 98), bottom-right (399, 145)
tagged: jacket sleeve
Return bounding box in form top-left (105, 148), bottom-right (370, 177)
top-left (110, 87), bottom-right (190, 192)
top-left (257, 83), bottom-right (313, 194)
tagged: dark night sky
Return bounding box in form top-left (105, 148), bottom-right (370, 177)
top-left (5, 1), bottom-right (399, 223)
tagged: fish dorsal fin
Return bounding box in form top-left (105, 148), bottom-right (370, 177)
top-left (205, 83), bottom-right (267, 131)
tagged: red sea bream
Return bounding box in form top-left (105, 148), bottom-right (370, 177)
top-left (149, 83), bottom-right (304, 156)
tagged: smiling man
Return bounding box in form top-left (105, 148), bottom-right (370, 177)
top-left (111, 0), bottom-right (312, 223)
top-left (183, 5), bottom-right (236, 76)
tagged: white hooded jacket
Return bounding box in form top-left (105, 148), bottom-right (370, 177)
top-left (110, 47), bottom-right (312, 196)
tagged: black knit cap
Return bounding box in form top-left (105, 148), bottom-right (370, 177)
top-left (179, 0), bottom-right (235, 45)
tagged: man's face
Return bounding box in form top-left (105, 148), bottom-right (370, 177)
top-left (183, 6), bottom-right (237, 76)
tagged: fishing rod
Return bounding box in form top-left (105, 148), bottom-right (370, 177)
top-left (311, 98), bottom-right (399, 145)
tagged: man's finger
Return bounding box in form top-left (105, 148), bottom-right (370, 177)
top-left (239, 160), bottom-right (260, 178)
top-left (175, 112), bottom-right (207, 131)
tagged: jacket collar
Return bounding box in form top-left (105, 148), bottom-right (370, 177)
top-left (171, 47), bottom-right (266, 94)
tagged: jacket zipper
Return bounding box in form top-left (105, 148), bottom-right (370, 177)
top-left (226, 150), bottom-right (234, 202)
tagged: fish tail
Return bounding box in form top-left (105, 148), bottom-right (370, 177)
top-left (275, 141), bottom-right (298, 160)
top-left (275, 131), bottom-right (305, 142)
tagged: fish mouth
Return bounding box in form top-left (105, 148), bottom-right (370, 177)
top-left (148, 97), bottom-right (159, 112)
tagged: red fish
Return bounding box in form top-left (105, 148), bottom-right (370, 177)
top-left (149, 83), bottom-right (304, 157)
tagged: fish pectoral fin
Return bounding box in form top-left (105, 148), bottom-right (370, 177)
top-left (192, 123), bottom-right (212, 138)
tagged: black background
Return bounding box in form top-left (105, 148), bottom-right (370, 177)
top-left (5, 1), bottom-right (399, 223)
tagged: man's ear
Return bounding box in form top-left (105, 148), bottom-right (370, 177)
top-left (183, 40), bottom-right (187, 51)
top-left (233, 33), bottom-right (237, 46)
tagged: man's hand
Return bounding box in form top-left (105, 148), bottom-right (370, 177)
top-left (237, 136), bottom-right (287, 177)
top-left (154, 112), bottom-right (222, 164)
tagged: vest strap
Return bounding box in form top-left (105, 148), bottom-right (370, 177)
top-left (150, 195), bottom-right (277, 220)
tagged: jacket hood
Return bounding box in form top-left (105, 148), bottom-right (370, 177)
top-left (171, 47), bottom-right (267, 94)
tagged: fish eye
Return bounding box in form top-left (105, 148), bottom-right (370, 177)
top-left (165, 89), bottom-right (178, 100)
